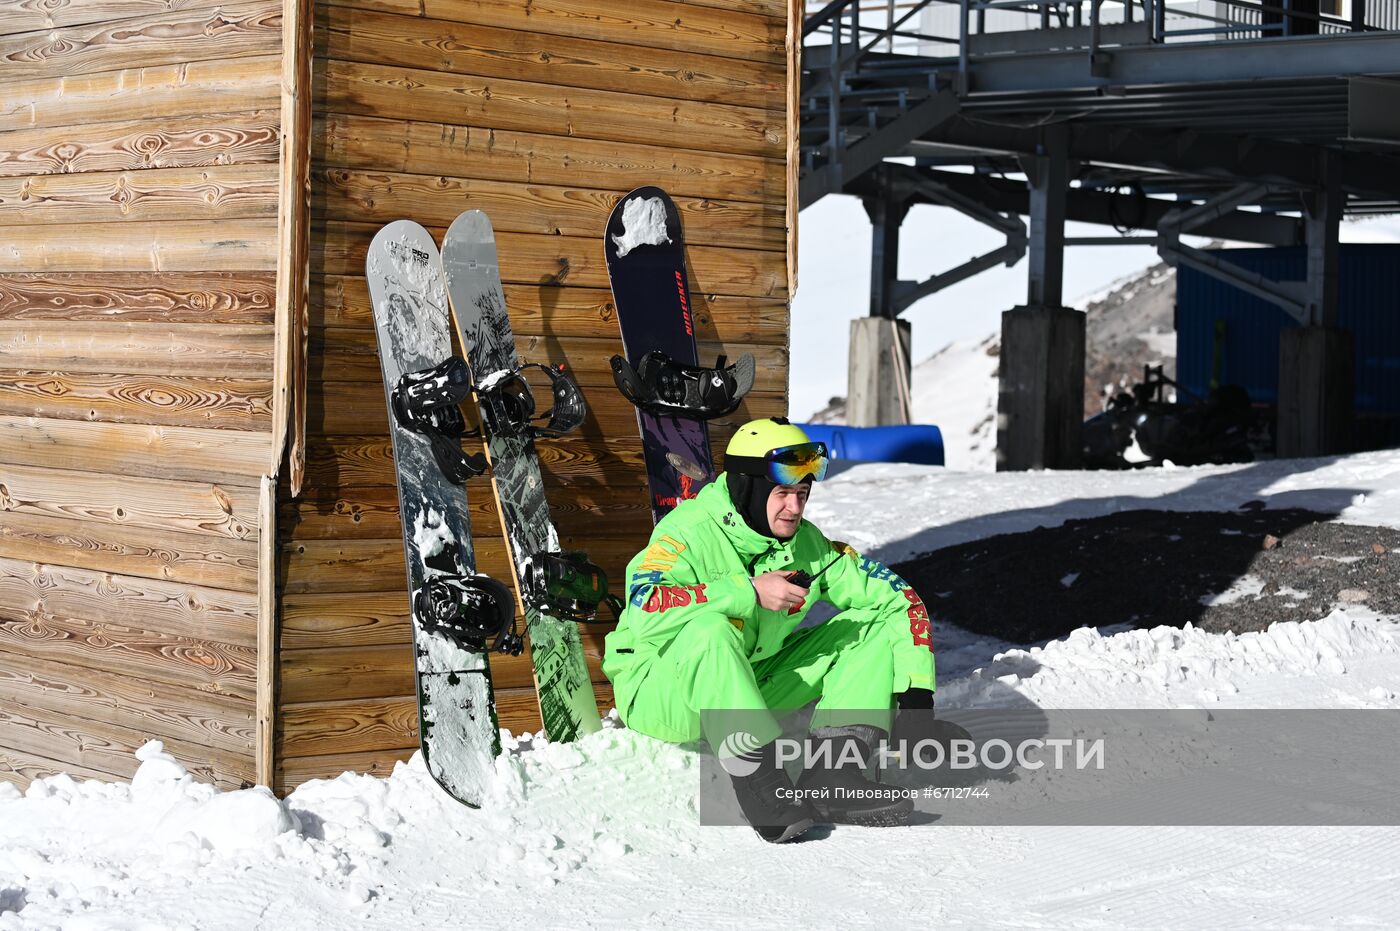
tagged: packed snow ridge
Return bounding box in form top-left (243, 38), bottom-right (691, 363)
top-left (4, 451), bottom-right (1400, 928)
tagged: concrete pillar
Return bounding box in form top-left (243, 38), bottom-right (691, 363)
top-left (998, 127), bottom-right (1081, 470)
top-left (996, 305), bottom-right (1085, 471)
top-left (847, 317), bottom-right (912, 426)
top-left (1277, 326), bottom-right (1353, 458)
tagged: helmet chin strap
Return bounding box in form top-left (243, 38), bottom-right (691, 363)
top-left (726, 471), bottom-right (780, 539)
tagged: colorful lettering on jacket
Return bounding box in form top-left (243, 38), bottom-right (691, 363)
top-left (858, 555), bottom-right (905, 592)
top-left (638, 535), bottom-right (687, 572)
top-left (641, 584), bottom-right (709, 613)
top-left (628, 569), bottom-right (666, 607)
top-left (857, 554), bottom-right (932, 649)
top-left (903, 588), bottom-right (932, 648)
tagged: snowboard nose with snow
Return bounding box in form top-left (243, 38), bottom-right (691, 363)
top-left (605, 187), bottom-right (744, 524)
top-left (366, 220), bottom-right (504, 806)
top-left (441, 210), bottom-right (602, 744)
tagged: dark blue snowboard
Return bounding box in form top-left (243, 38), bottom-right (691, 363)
top-left (604, 187), bottom-right (715, 524)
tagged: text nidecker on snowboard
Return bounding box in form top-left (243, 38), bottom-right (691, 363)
top-left (367, 219), bottom-right (516, 806)
top-left (441, 209), bottom-right (603, 743)
top-left (604, 187), bottom-right (754, 524)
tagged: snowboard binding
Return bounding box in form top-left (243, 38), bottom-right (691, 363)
top-left (521, 551), bottom-right (624, 623)
top-left (476, 363), bottom-right (587, 439)
top-left (414, 572), bottom-right (524, 655)
top-left (392, 357), bottom-right (489, 482)
top-left (610, 351), bottom-right (755, 420)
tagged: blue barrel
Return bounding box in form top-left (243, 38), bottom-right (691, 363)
top-left (797, 423), bottom-right (945, 466)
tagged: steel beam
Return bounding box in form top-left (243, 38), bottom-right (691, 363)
top-left (924, 116), bottom-right (1400, 200)
top-left (1303, 152), bottom-right (1343, 327)
top-left (848, 164), bottom-right (1306, 243)
top-left (799, 91), bottom-right (961, 208)
top-left (1156, 184), bottom-right (1310, 323)
top-left (893, 164), bottom-right (1029, 312)
top-left (1348, 77), bottom-right (1400, 146)
top-left (966, 19), bottom-right (1150, 55)
top-left (958, 31), bottom-right (1400, 93)
top-left (1022, 127), bottom-right (1070, 308)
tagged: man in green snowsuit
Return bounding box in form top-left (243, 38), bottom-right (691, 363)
top-left (603, 418), bottom-right (942, 842)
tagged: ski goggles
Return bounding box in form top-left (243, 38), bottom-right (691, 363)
top-left (729, 441), bottom-right (830, 485)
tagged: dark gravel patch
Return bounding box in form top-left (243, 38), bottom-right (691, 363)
top-left (891, 508), bottom-right (1400, 642)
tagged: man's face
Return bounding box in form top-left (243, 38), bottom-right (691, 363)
top-left (766, 483), bottom-right (810, 539)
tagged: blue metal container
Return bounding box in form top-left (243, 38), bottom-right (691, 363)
top-left (797, 423), bottom-right (946, 466)
top-left (1176, 244), bottom-right (1400, 446)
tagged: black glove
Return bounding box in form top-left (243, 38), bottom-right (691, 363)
top-left (898, 687), bottom-right (935, 711)
top-left (891, 689), bottom-right (973, 770)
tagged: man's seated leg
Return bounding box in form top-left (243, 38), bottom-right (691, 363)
top-left (752, 611), bottom-right (913, 825)
top-left (620, 613), bottom-right (777, 745)
top-left (753, 610), bottom-right (899, 729)
top-left (619, 614), bottom-right (815, 843)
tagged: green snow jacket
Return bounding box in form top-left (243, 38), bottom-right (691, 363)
top-left (602, 476), bottom-right (935, 718)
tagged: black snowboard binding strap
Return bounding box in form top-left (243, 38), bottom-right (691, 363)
top-left (610, 351), bottom-right (755, 420)
top-left (391, 356), bottom-right (489, 482)
top-left (414, 572), bottom-right (523, 655)
top-left (520, 550), bottom-right (624, 623)
top-left (475, 363), bottom-right (587, 439)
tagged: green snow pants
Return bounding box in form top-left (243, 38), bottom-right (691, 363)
top-left (616, 610), bottom-right (899, 747)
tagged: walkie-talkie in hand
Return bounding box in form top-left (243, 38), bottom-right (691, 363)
top-left (786, 550), bottom-right (845, 591)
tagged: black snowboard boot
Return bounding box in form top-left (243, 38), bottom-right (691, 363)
top-left (795, 727), bottom-right (913, 827)
top-left (727, 739), bottom-right (819, 844)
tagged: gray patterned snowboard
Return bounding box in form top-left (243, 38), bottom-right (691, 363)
top-left (367, 220), bottom-right (499, 805)
top-left (440, 210), bottom-right (601, 743)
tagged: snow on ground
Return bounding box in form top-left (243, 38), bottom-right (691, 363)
top-left (5, 454), bottom-right (1400, 929)
top-left (906, 335), bottom-right (1000, 472)
top-left (804, 449), bottom-right (1400, 564)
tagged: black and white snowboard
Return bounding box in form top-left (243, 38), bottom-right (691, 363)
top-left (366, 220), bottom-right (500, 806)
top-left (441, 210), bottom-right (602, 743)
top-left (605, 187), bottom-right (720, 524)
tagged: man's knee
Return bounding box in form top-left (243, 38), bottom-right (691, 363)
top-left (623, 615), bottom-right (753, 744)
top-left (817, 613), bottom-right (889, 653)
top-left (663, 612), bottom-right (747, 660)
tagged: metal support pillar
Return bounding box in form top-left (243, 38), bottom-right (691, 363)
top-left (998, 127), bottom-right (1084, 470)
top-left (1302, 154), bottom-right (1342, 328)
top-left (1279, 154), bottom-right (1352, 457)
top-left (863, 184), bottom-right (911, 320)
top-left (1024, 127), bottom-right (1069, 308)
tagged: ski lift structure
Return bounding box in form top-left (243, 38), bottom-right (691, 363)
top-left (801, 0), bottom-right (1400, 466)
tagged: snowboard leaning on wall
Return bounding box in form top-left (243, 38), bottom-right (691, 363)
top-left (442, 210), bottom-right (602, 743)
top-left (605, 187), bottom-right (719, 524)
top-left (366, 219), bottom-right (501, 806)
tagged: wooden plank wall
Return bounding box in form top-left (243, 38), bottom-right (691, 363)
top-left (0, 0), bottom-right (282, 790)
top-left (276, 0), bottom-right (793, 790)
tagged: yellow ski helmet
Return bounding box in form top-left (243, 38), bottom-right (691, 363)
top-left (726, 417), bottom-right (811, 458)
top-left (724, 417), bottom-right (829, 485)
